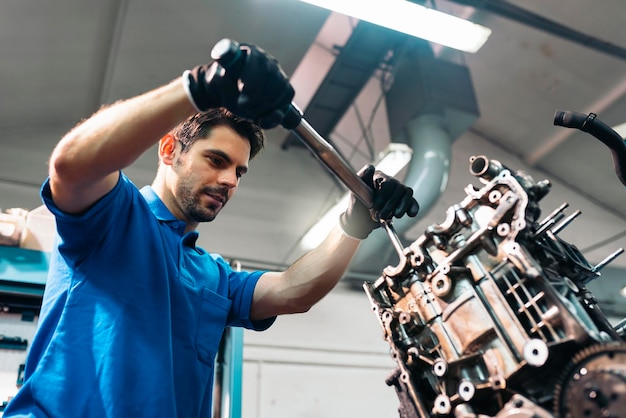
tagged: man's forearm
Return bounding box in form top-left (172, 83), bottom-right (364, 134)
top-left (49, 78), bottom-right (196, 213)
top-left (52, 78), bottom-right (194, 185)
top-left (251, 226), bottom-right (361, 320)
top-left (286, 226), bottom-right (360, 304)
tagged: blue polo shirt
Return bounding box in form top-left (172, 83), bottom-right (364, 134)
top-left (4, 173), bottom-right (274, 417)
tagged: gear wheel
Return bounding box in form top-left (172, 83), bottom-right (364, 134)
top-left (554, 342), bottom-right (626, 418)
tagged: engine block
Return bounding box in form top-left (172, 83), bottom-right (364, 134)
top-left (365, 155), bottom-right (626, 418)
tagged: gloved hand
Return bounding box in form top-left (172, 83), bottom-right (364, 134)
top-left (183, 43), bottom-right (295, 129)
top-left (339, 165), bottom-right (420, 239)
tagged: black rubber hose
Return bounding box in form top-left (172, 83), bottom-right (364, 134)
top-left (554, 110), bottom-right (626, 186)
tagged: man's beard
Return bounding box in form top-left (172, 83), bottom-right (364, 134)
top-left (176, 176), bottom-right (229, 223)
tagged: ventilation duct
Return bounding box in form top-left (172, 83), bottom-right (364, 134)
top-left (346, 42), bottom-right (480, 278)
top-left (282, 20), bottom-right (480, 279)
top-left (282, 20), bottom-right (403, 152)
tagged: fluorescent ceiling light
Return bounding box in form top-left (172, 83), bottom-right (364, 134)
top-left (298, 0), bottom-right (492, 53)
top-left (300, 143), bottom-right (413, 250)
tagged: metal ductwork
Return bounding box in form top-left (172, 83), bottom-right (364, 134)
top-left (282, 20), bottom-right (403, 152)
top-left (284, 20), bottom-right (480, 279)
top-left (348, 41), bottom-right (481, 278)
top-left (347, 112), bottom-right (454, 277)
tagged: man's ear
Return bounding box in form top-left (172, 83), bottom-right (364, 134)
top-left (158, 134), bottom-right (178, 166)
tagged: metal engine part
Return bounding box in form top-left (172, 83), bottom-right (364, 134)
top-left (364, 155), bottom-right (625, 418)
top-left (554, 343), bottom-right (626, 418)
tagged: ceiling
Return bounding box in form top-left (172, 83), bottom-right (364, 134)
top-left (1, 0), bottom-right (625, 316)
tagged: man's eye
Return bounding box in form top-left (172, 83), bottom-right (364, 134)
top-left (208, 156), bottom-right (223, 166)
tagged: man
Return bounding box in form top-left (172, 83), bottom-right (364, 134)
top-left (4, 42), bottom-right (418, 417)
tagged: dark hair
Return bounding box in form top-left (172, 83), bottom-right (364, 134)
top-left (170, 108), bottom-right (265, 159)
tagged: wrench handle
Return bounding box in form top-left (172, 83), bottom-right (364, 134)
top-left (292, 120), bottom-right (405, 257)
top-left (211, 38), bottom-right (302, 130)
top-left (292, 119), bottom-right (374, 208)
top-left (211, 38), bottom-right (405, 255)
top-left (211, 38), bottom-right (373, 206)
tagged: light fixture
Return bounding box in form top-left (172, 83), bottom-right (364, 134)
top-left (298, 0), bottom-right (492, 53)
top-left (300, 143), bottom-right (413, 249)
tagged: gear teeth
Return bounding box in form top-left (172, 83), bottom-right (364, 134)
top-left (553, 342), bottom-right (626, 417)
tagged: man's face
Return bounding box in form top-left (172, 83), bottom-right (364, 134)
top-left (171, 125), bottom-right (251, 223)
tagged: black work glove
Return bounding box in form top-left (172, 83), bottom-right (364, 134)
top-left (183, 43), bottom-right (295, 129)
top-left (339, 165), bottom-right (420, 239)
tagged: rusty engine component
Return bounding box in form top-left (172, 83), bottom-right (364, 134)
top-left (365, 154), bottom-right (626, 418)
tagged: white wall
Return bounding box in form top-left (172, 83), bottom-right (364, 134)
top-left (242, 285), bottom-right (401, 418)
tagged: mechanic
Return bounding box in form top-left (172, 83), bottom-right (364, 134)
top-left (3, 42), bottom-right (419, 417)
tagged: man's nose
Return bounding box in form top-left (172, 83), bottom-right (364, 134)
top-left (218, 169), bottom-right (238, 189)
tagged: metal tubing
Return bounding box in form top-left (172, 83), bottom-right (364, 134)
top-left (351, 113), bottom-right (453, 270)
top-left (551, 209), bottom-right (581, 234)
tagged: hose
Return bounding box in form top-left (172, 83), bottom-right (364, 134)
top-left (554, 110), bottom-right (626, 186)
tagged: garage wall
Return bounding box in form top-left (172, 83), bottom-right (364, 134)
top-left (242, 286), bottom-right (401, 418)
